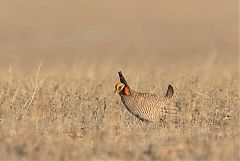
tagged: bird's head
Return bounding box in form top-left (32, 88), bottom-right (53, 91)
top-left (115, 82), bottom-right (125, 93)
top-left (114, 82), bottom-right (130, 96)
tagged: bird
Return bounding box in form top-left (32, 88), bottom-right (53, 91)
top-left (115, 71), bottom-right (179, 122)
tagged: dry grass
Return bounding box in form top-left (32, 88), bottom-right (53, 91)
top-left (0, 54), bottom-right (239, 161)
top-left (0, 2), bottom-right (238, 160)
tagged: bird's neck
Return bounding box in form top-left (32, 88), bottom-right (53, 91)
top-left (124, 86), bottom-right (130, 96)
top-left (120, 86), bottom-right (131, 96)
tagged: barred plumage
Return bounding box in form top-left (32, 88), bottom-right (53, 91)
top-left (115, 71), bottom-right (179, 122)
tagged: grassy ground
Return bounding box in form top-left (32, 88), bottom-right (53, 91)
top-left (0, 2), bottom-right (238, 160)
top-left (0, 54), bottom-right (239, 161)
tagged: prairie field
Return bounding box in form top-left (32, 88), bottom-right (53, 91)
top-left (0, 1), bottom-right (239, 161)
top-left (0, 54), bottom-right (239, 161)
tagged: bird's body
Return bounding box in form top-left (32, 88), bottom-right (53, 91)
top-left (121, 91), bottom-right (178, 121)
top-left (115, 71), bottom-right (179, 122)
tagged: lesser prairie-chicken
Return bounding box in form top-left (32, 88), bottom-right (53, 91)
top-left (115, 71), bottom-right (179, 122)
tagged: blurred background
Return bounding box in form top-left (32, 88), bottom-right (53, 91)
top-left (0, 0), bottom-right (238, 74)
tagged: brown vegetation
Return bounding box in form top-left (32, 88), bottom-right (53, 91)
top-left (0, 1), bottom-right (238, 161)
top-left (0, 53), bottom-right (239, 161)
